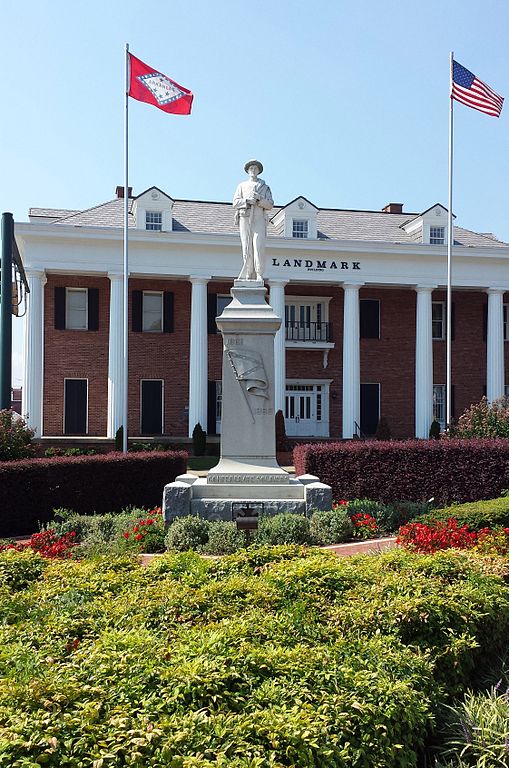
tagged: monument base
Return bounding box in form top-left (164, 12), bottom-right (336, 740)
top-left (163, 473), bottom-right (332, 523)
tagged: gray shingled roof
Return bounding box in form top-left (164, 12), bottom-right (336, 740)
top-left (29, 208), bottom-right (79, 219)
top-left (40, 196), bottom-right (507, 248)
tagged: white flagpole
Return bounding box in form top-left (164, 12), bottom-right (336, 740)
top-left (123, 43), bottom-right (130, 453)
top-left (446, 51), bottom-right (454, 429)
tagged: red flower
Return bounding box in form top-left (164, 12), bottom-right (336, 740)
top-left (135, 533), bottom-right (143, 541)
top-left (123, 532), bottom-right (129, 539)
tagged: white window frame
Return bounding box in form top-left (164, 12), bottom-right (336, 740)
top-left (432, 301), bottom-right (445, 340)
top-left (433, 384), bottom-right (446, 431)
top-left (140, 379), bottom-right (164, 434)
top-left (63, 377), bottom-right (89, 435)
top-left (292, 219), bottom-right (309, 238)
top-left (65, 288), bottom-right (88, 330)
top-left (142, 291), bottom-right (163, 332)
top-left (145, 211), bottom-right (163, 231)
top-left (429, 226), bottom-right (445, 245)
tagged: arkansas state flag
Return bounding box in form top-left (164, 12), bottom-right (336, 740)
top-left (128, 53), bottom-right (193, 115)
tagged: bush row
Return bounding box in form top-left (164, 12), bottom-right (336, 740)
top-left (0, 547), bottom-right (508, 766)
top-left (0, 452), bottom-right (187, 537)
top-left (166, 509), bottom-right (354, 553)
top-left (412, 494), bottom-right (509, 530)
top-left (294, 439), bottom-right (509, 505)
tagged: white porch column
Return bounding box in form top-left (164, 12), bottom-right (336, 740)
top-left (22, 269), bottom-right (46, 435)
top-left (486, 288), bottom-right (505, 402)
top-left (269, 280), bottom-right (287, 414)
top-left (188, 277), bottom-right (209, 437)
top-left (107, 272), bottom-right (124, 438)
top-left (415, 285), bottom-right (435, 438)
top-left (342, 282), bottom-right (363, 438)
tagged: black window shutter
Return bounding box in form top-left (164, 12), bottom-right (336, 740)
top-left (451, 302), bottom-right (456, 341)
top-left (87, 288), bottom-right (99, 331)
top-left (207, 293), bottom-right (217, 334)
top-left (132, 290), bottom-right (142, 332)
top-left (360, 300), bottom-right (380, 339)
top-left (55, 287), bottom-right (66, 329)
top-left (64, 379), bottom-right (87, 434)
top-left (482, 303), bottom-right (488, 342)
top-left (163, 292), bottom-right (174, 333)
top-left (207, 381), bottom-right (217, 434)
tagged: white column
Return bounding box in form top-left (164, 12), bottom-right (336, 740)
top-left (415, 285), bottom-right (435, 438)
top-left (22, 269), bottom-right (46, 435)
top-left (188, 277), bottom-right (209, 437)
top-left (486, 288), bottom-right (505, 402)
top-left (269, 280), bottom-right (287, 414)
top-left (342, 282), bottom-right (363, 438)
top-left (107, 273), bottom-right (124, 438)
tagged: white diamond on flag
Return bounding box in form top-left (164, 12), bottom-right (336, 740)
top-left (137, 73), bottom-right (185, 105)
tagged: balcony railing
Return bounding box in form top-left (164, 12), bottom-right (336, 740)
top-left (285, 321), bottom-right (332, 342)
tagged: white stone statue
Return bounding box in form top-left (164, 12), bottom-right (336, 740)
top-left (233, 160), bottom-right (273, 281)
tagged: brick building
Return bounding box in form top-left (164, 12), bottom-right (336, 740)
top-left (15, 186), bottom-right (509, 441)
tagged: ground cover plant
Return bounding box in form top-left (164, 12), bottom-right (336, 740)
top-left (0, 545), bottom-right (508, 767)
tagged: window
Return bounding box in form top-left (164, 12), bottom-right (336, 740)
top-left (64, 379), bottom-right (88, 434)
top-left (430, 226), bottom-right (445, 245)
top-left (66, 288), bottom-right (88, 330)
top-left (432, 302), bottom-right (445, 340)
top-left (360, 299), bottom-right (380, 339)
top-left (292, 219), bottom-right (308, 238)
top-left (145, 211), bottom-right (162, 231)
top-left (142, 291), bottom-right (163, 332)
top-left (505, 385), bottom-right (509, 399)
top-left (285, 297), bottom-right (331, 342)
top-left (216, 295), bottom-right (230, 315)
top-left (433, 385), bottom-right (446, 430)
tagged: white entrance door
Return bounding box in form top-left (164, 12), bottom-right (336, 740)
top-left (285, 383), bottom-right (328, 437)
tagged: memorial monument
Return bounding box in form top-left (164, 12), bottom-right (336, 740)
top-left (163, 162), bottom-right (332, 523)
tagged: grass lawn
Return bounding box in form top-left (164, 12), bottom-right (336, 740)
top-left (187, 456), bottom-right (219, 471)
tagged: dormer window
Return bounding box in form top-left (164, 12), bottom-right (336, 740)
top-left (271, 196), bottom-right (318, 239)
top-left (133, 187), bottom-right (174, 231)
top-left (146, 211), bottom-right (162, 231)
top-left (430, 226), bottom-right (445, 245)
top-left (292, 219), bottom-right (309, 239)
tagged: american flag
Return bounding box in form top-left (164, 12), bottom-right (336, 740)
top-left (451, 60), bottom-right (504, 117)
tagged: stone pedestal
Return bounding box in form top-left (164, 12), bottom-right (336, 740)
top-left (163, 279), bottom-right (331, 521)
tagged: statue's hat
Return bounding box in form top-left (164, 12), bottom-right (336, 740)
top-left (244, 159), bottom-right (263, 174)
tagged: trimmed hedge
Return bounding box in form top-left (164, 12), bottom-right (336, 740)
top-left (413, 495), bottom-right (509, 531)
top-left (294, 439), bottom-right (509, 505)
top-left (0, 547), bottom-right (508, 766)
top-left (0, 451), bottom-right (187, 537)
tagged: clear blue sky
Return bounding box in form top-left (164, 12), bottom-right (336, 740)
top-left (3, 0), bottom-right (508, 385)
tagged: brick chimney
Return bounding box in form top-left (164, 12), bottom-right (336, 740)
top-left (382, 203), bottom-right (403, 214)
top-left (116, 185), bottom-right (133, 199)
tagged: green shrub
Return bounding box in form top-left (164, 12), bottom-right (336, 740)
top-left (204, 521), bottom-right (244, 554)
top-left (414, 496), bottom-right (509, 531)
top-left (429, 419), bottom-right (441, 439)
top-left (0, 409), bottom-right (35, 461)
top-left (165, 515), bottom-right (211, 551)
top-left (255, 512), bottom-right (311, 545)
top-left (0, 549), bottom-right (46, 590)
top-left (309, 507), bottom-right (353, 545)
top-left (451, 396), bottom-right (509, 438)
top-left (192, 422), bottom-right (207, 456)
top-left (0, 548), bottom-right (508, 766)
